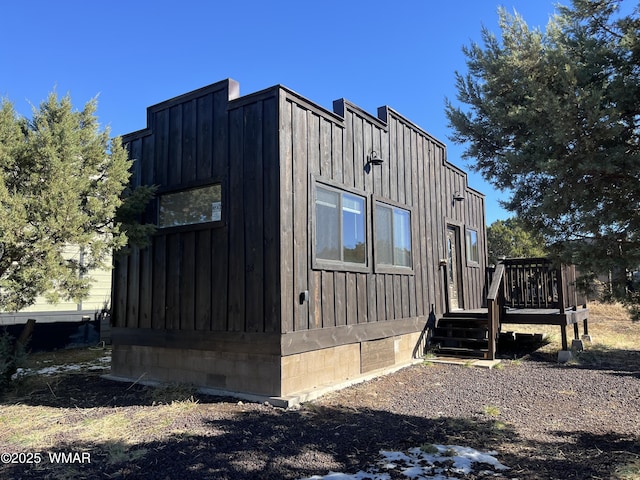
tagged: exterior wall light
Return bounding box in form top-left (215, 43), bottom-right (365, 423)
top-left (367, 151), bottom-right (384, 166)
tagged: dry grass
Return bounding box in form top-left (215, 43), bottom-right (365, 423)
top-left (499, 302), bottom-right (640, 393)
top-left (501, 302), bottom-right (640, 364)
top-left (1, 304), bottom-right (639, 478)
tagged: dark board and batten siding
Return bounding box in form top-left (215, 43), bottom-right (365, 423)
top-left (279, 90), bottom-right (487, 352)
top-left (113, 79), bottom-right (486, 357)
top-left (113, 80), bottom-right (282, 342)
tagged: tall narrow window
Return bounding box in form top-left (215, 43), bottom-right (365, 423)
top-left (375, 203), bottom-right (412, 268)
top-left (315, 184), bottom-right (366, 266)
top-left (466, 228), bottom-right (479, 264)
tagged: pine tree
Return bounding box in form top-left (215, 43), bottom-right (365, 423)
top-left (0, 93), bottom-right (152, 311)
top-left (487, 217), bottom-right (547, 265)
top-left (446, 0), bottom-right (640, 307)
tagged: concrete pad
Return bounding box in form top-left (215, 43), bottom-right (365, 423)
top-left (572, 339), bottom-right (585, 351)
top-left (558, 350), bottom-right (573, 363)
top-left (427, 357), bottom-right (501, 369)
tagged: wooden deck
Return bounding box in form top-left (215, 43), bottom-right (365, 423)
top-left (504, 307), bottom-right (589, 326)
top-left (462, 306), bottom-right (589, 352)
top-left (433, 258), bottom-right (590, 359)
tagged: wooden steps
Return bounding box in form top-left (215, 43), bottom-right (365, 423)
top-left (430, 312), bottom-right (490, 359)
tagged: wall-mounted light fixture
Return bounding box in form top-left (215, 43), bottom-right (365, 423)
top-left (367, 151), bottom-right (384, 166)
top-left (453, 192), bottom-right (465, 202)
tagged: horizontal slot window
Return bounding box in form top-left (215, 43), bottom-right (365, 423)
top-left (158, 184), bottom-right (222, 228)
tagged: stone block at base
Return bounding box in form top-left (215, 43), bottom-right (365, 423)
top-left (571, 339), bottom-right (585, 351)
top-left (558, 350), bottom-right (573, 363)
top-left (581, 334), bottom-right (593, 342)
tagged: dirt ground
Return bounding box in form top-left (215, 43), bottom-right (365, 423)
top-left (1, 342), bottom-right (639, 480)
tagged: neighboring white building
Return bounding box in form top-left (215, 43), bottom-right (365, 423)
top-left (0, 246), bottom-right (112, 326)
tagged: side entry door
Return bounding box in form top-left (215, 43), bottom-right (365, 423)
top-left (446, 226), bottom-right (463, 311)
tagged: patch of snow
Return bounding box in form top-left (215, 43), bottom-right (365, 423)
top-left (10, 355), bottom-right (111, 379)
top-left (299, 445), bottom-right (509, 480)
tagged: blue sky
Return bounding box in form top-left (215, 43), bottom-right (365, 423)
top-left (1, 0), bottom-right (580, 224)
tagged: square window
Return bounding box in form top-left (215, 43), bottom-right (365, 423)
top-left (158, 184), bottom-right (222, 228)
top-left (315, 184), bottom-right (367, 267)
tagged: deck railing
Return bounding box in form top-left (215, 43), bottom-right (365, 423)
top-left (499, 257), bottom-right (587, 312)
top-left (485, 263), bottom-right (505, 360)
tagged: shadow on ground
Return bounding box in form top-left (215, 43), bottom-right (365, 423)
top-left (1, 397), bottom-right (638, 480)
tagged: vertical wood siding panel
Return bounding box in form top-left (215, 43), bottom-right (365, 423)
top-left (334, 272), bottom-right (346, 326)
top-left (126, 247), bottom-right (140, 328)
top-left (362, 121), bottom-right (372, 193)
top-left (332, 121), bottom-right (344, 184)
top-left (151, 235), bottom-right (167, 329)
top-left (415, 137), bottom-right (428, 317)
top-left (141, 135), bottom-right (155, 222)
top-left (390, 119), bottom-right (400, 202)
top-left (319, 118), bottom-right (332, 178)
top-left (165, 233), bottom-right (181, 330)
top-left (182, 99), bottom-right (197, 183)
top-left (404, 125), bottom-right (413, 207)
top-left (280, 98), bottom-right (295, 333)
top-left (411, 132), bottom-right (423, 318)
top-left (357, 273), bottom-right (368, 324)
top-left (212, 90), bottom-right (231, 332)
top-left (180, 231), bottom-right (196, 330)
top-left (346, 272), bottom-right (357, 325)
top-left (353, 116), bottom-right (364, 191)
top-left (244, 101), bottom-right (265, 333)
top-left (385, 275), bottom-right (394, 320)
top-left (381, 123), bottom-right (390, 199)
top-left (292, 104), bottom-right (309, 331)
top-left (308, 112), bottom-right (322, 330)
top-left (129, 139), bottom-right (142, 187)
top-left (321, 271), bottom-right (335, 328)
top-left (141, 135), bottom-right (155, 185)
top-left (195, 229), bottom-right (212, 331)
top-left (263, 96), bottom-right (280, 333)
top-left (211, 225), bottom-right (229, 331)
top-left (394, 275), bottom-right (403, 318)
top-left (196, 94), bottom-right (213, 180)
top-left (396, 121), bottom-right (405, 205)
top-left (138, 246), bottom-right (153, 328)
top-left (228, 107), bottom-right (246, 332)
top-left (343, 111), bottom-right (353, 186)
top-left (376, 276), bottom-right (386, 321)
top-left (372, 126), bottom-right (382, 196)
top-left (430, 143), bottom-right (442, 315)
top-left (367, 273), bottom-right (377, 323)
top-left (154, 109), bottom-right (169, 186)
top-left (168, 105), bottom-right (182, 187)
top-left (212, 89), bottom-right (228, 180)
top-left (402, 275), bottom-right (410, 319)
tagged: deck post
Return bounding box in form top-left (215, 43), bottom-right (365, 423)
top-left (583, 318), bottom-right (589, 336)
top-left (557, 266), bottom-right (566, 314)
top-left (560, 325), bottom-right (568, 351)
